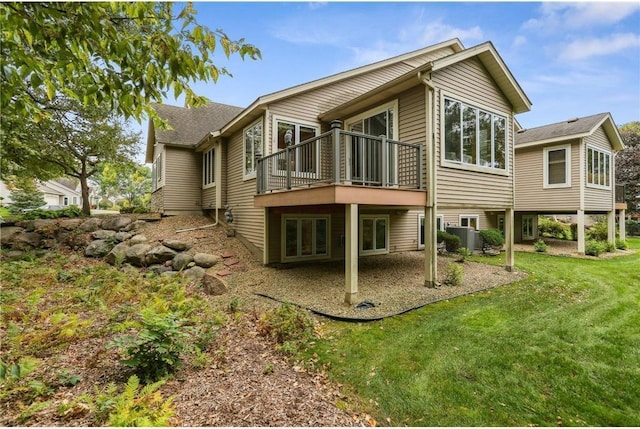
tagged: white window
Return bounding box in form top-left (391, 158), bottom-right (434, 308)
top-left (72, 196), bottom-right (78, 205)
top-left (243, 119), bottom-right (263, 179)
top-left (443, 97), bottom-right (507, 171)
top-left (282, 216), bottom-right (330, 260)
top-left (418, 214), bottom-right (445, 249)
top-left (360, 215), bottom-right (389, 255)
top-left (63, 197), bottom-right (69, 206)
top-left (522, 215), bottom-right (534, 240)
top-left (460, 215), bottom-right (479, 230)
top-left (203, 147), bottom-right (215, 188)
top-left (274, 118), bottom-right (319, 175)
top-left (587, 146), bottom-right (611, 189)
top-left (543, 144), bottom-right (571, 188)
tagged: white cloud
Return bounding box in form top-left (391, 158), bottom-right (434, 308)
top-left (523, 2), bottom-right (640, 31)
top-left (559, 33), bottom-right (640, 61)
top-left (308, 2), bottom-right (327, 11)
top-left (512, 35), bottom-right (527, 48)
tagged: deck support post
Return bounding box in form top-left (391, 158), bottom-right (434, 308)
top-left (577, 210), bottom-right (585, 254)
top-left (619, 209), bottom-right (626, 241)
top-left (424, 206), bottom-right (437, 287)
top-left (607, 210), bottom-right (616, 244)
top-left (505, 207), bottom-right (514, 272)
top-left (345, 203), bottom-right (358, 305)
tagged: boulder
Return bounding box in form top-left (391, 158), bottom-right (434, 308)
top-left (1, 226), bottom-right (25, 248)
top-left (114, 231), bottom-right (134, 242)
top-left (85, 239), bottom-right (116, 258)
top-left (124, 220), bottom-right (147, 232)
top-left (145, 245), bottom-right (177, 265)
top-left (125, 243), bottom-right (152, 267)
top-left (201, 274), bottom-right (228, 296)
top-left (78, 218), bottom-right (103, 232)
top-left (162, 239), bottom-right (191, 252)
top-left (148, 264), bottom-right (172, 275)
top-left (172, 253), bottom-right (194, 271)
top-left (101, 216), bottom-right (133, 231)
top-left (12, 232), bottom-right (42, 250)
top-left (182, 266), bottom-right (206, 283)
top-left (92, 230), bottom-right (116, 240)
top-left (59, 218), bottom-right (83, 230)
top-left (63, 231), bottom-right (93, 250)
top-left (129, 234), bottom-right (148, 245)
top-left (33, 219), bottom-right (58, 236)
top-left (15, 220), bottom-right (35, 231)
top-left (105, 242), bottom-right (130, 266)
top-left (193, 253), bottom-right (221, 268)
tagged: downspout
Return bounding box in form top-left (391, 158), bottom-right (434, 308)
top-left (176, 132), bottom-right (221, 233)
top-left (421, 71), bottom-right (438, 287)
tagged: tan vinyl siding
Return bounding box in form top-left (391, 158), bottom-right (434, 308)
top-left (226, 130), bottom-right (264, 250)
top-left (433, 57), bottom-right (515, 209)
top-left (202, 186), bottom-right (216, 209)
top-left (515, 140), bottom-right (581, 211)
top-left (584, 127), bottom-right (614, 211)
top-left (438, 209), bottom-right (493, 230)
top-left (162, 147), bottom-right (203, 213)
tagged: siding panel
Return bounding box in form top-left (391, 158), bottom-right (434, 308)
top-left (163, 147), bottom-right (203, 213)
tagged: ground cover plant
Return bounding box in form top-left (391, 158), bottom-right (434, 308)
top-left (304, 238), bottom-right (640, 426)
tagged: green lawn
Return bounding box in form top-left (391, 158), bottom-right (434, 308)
top-left (306, 238), bottom-right (640, 426)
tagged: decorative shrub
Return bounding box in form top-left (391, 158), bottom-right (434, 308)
top-left (570, 223), bottom-right (578, 241)
top-left (585, 240), bottom-right (606, 257)
top-left (533, 239), bottom-right (549, 253)
top-left (437, 230), bottom-right (460, 253)
top-left (479, 228), bottom-right (504, 253)
top-left (456, 247), bottom-right (472, 262)
top-left (256, 304), bottom-right (315, 355)
top-left (616, 239), bottom-right (628, 250)
top-left (20, 205), bottom-right (82, 220)
top-left (626, 220), bottom-right (640, 236)
top-left (538, 216), bottom-right (571, 240)
top-left (586, 219), bottom-right (609, 241)
top-left (444, 262), bottom-right (463, 286)
top-left (603, 240), bottom-right (616, 253)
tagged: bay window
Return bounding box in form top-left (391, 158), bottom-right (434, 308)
top-left (587, 146), bottom-right (611, 188)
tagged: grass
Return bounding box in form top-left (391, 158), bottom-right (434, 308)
top-left (305, 237), bottom-right (640, 426)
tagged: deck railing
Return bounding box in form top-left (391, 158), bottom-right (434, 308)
top-left (256, 128), bottom-right (422, 194)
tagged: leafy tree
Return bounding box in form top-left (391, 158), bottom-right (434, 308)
top-left (6, 178), bottom-right (46, 214)
top-left (94, 163), bottom-right (152, 211)
top-left (10, 97), bottom-right (141, 216)
top-left (616, 122), bottom-right (640, 212)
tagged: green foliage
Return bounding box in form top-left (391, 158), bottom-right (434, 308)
top-left (585, 240), bottom-right (607, 256)
top-left (538, 216), bottom-right (572, 240)
top-left (5, 178), bottom-right (47, 213)
top-left (570, 223), bottom-right (578, 241)
top-left (456, 247), bottom-right (472, 262)
top-left (21, 205), bottom-right (81, 220)
top-left (616, 239), bottom-right (628, 250)
top-left (533, 239), bottom-right (549, 253)
top-left (479, 228), bottom-right (504, 253)
top-left (95, 162), bottom-right (151, 213)
top-left (105, 375), bottom-right (175, 427)
top-left (110, 309), bottom-right (189, 382)
top-left (626, 220), bottom-right (640, 236)
top-left (617, 122), bottom-right (640, 213)
top-left (603, 240), bottom-right (616, 253)
top-left (257, 304), bottom-right (316, 354)
top-left (586, 219), bottom-right (609, 241)
top-left (444, 262), bottom-right (463, 286)
top-left (437, 230), bottom-right (461, 252)
top-left (0, 357), bottom-right (38, 382)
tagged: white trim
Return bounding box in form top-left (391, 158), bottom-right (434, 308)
top-left (281, 214), bottom-right (331, 262)
top-left (440, 91), bottom-right (509, 175)
top-left (543, 143), bottom-right (571, 188)
top-left (202, 146), bottom-right (216, 189)
top-left (459, 214), bottom-right (480, 231)
top-left (359, 214), bottom-right (390, 255)
top-left (242, 118), bottom-right (263, 181)
top-left (271, 115), bottom-right (321, 179)
top-left (585, 144), bottom-right (612, 190)
top-left (345, 100), bottom-right (399, 138)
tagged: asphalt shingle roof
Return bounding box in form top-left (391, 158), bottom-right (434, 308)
top-left (515, 112), bottom-right (610, 146)
top-left (152, 102), bottom-right (244, 146)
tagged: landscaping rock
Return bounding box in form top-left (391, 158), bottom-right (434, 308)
top-left (161, 271), bottom-right (178, 278)
top-left (92, 230), bottom-right (116, 240)
top-left (148, 264), bottom-right (172, 275)
top-left (129, 234), bottom-right (148, 245)
top-left (15, 220), bottom-right (35, 231)
top-left (162, 239), bottom-right (191, 251)
top-left (11, 232), bottom-right (42, 250)
top-left (101, 216), bottom-right (132, 231)
top-left (182, 266), bottom-right (206, 282)
top-left (85, 239), bottom-right (116, 258)
top-left (124, 220), bottom-right (147, 232)
top-left (201, 274), bottom-right (228, 296)
top-left (114, 231), bottom-right (134, 242)
top-left (193, 252), bottom-right (220, 268)
top-left (33, 219), bottom-right (58, 233)
top-left (105, 242), bottom-right (130, 266)
top-left (0, 226), bottom-right (25, 248)
top-left (59, 218), bottom-right (83, 230)
top-left (125, 243), bottom-right (152, 267)
top-left (63, 231), bottom-right (92, 250)
top-left (172, 253), bottom-right (194, 271)
top-left (78, 218), bottom-right (102, 232)
top-left (145, 245), bottom-right (177, 265)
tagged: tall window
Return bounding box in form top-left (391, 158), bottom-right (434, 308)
top-left (360, 215), bottom-right (389, 255)
top-left (283, 216), bottom-right (329, 260)
top-left (418, 214), bottom-right (444, 249)
top-left (587, 146), bottom-right (611, 188)
top-left (444, 98), bottom-right (507, 170)
top-left (152, 152), bottom-right (163, 191)
top-left (544, 144), bottom-right (571, 188)
top-left (522, 215), bottom-right (534, 240)
top-left (275, 120), bottom-right (318, 174)
top-left (460, 215), bottom-right (479, 230)
top-left (244, 119), bottom-right (263, 178)
top-left (203, 147), bottom-right (215, 188)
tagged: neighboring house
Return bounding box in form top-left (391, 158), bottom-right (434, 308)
top-left (514, 112), bottom-right (626, 251)
top-left (147, 39), bottom-right (532, 303)
top-left (0, 179), bottom-right (83, 207)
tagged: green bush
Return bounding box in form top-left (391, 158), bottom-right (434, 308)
top-left (616, 239), bottom-right (628, 250)
top-left (256, 304), bottom-right (315, 355)
top-left (437, 230), bottom-right (460, 252)
top-left (456, 247), bottom-right (472, 262)
top-left (479, 228), bottom-right (504, 253)
top-left (586, 220), bottom-right (609, 241)
top-left (533, 239), bottom-right (549, 253)
top-left (21, 206), bottom-right (82, 220)
top-left (110, 309), bottom-right (188, 382)
top-left (444, 262), bottom-right (463, 286)
top-left (103, 375), bottom-right (175, 426)
top-left (603, 240), bottom-right (616, 253)
top-left (626, 220), bottom-right (640, 236)
top-left (585, 240), bottom-right (606, 257)
top-left (538, 217), bottom-right (571, 240)
top-left (570, 223), bottom-right (578, 241)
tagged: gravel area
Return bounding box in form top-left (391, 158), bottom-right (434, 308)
top-left (138, 215), bottom-right (528, 320)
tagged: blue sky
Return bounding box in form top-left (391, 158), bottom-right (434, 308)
top-left (148, 1), bottom-right (640, 139)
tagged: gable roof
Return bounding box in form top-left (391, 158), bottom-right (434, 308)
top-left (321, 41), bottom-right (531, 121)
top-left (146, 102), bottom-right (244, 162)
top-left (515, 112), bottom-right (624, 150)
